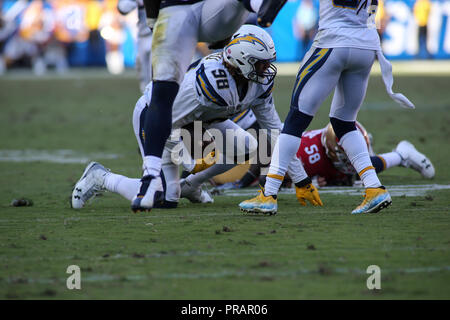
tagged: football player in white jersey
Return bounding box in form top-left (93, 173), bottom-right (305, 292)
top-left (117, 0), bottom-right (153, 93)
top-left (240, 0), bottom-right (416, 215)
top-left (131, 0), bottom-right (288, 212)
top-left (71, 25), bottom-right (306, 212)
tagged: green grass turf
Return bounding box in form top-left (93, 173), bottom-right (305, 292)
top-left (0, 72), bottom-right (449, 299)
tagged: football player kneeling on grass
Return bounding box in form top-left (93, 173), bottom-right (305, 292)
top-left (71, 24), bottom-right (308, 212)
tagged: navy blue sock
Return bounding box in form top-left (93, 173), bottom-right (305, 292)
top-left (281, 108), bottom-right (313, 138)
top-left (144, 81), bottom-right (180, 157)
top-left (329, 117), bottom-right (357, 140)
top-left (370, 156), bottom-right (385, 173)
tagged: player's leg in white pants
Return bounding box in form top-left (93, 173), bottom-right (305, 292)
top-left (161, 140), bottom-right (181, 205)
top-left (328, 48), bottom-right (381, 188)
top-left (134, 3), bottom-right (204, 211)
top-left (264, 47), bottom-right (339, 195)
top-left (185, 119), bottom-right (258, 187)
top-left (265, 47), bottom-right (382, 196)
top-left (139, 3), bottom-right (202, 168)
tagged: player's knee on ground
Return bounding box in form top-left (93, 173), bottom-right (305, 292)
top-left (162, 147), bottom-right (181, 202)
top-left (164, 177), bottom-right (181, 203)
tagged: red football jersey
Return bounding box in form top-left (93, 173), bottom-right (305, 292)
top-left (296, 128), bottom-right (347, 182)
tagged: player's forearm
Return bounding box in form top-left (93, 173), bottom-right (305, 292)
top-left (117, 0), bottom-right (137, 15)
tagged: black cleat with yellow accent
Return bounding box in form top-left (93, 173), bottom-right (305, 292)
top-left (257, 0), bottom-right (288, 28)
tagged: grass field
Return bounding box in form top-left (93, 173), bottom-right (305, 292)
top-left (0, 67), bottom-right (449, 299)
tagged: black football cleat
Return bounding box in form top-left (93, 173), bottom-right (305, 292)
top-left (257, 0), bottom-right (288, 27)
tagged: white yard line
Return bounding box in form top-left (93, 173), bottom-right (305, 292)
top-left (0, 149), bottom-right (120, 164)
top-left (221, 184), bottom-right (450, 197)
top-left (3, 266), bottom-right (450, 284)
top-left (1, 245), bottom-right (448, 263)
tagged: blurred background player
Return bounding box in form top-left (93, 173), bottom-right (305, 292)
top-left (413, 0), bottom-right (431, 59)
top-left (0, 0), bottom-right (27, 74)
top-left (131, 0), bottom-right (288, 212)
top-left (117, 0), bottom-right (152, 92)
top-left (99, 0), bottom-right (127, 74)
top-left (292, 0), bottom-right (317, 61)
top-left (71, 25), bottom-right (308, 211)
top-left (375, 0), bottom-right (389, 42)
top-left (240, 0), bottom-right (416, 215)
top-left (2, 0), bottom-right (57, 75)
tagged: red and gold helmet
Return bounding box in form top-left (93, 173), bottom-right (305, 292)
top-left (321, 121), bottom-right (373, 175)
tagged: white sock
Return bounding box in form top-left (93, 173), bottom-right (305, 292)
top-left (287, 157), bottom-right (309, 184)
top-left (379, 152), bottom-right (402, 169)
top-left (186, 164), bottom-right (235, 187)
top-left (265, 133), bottom-right (301, 196)
top-left (339, 130), bottom-right (381, 188)
top-left (104, 173), bottom-right (141, 201)
top-left (162, 163), bottom-right (180, 202)
top-left (143, 155), bottom-right (162, 177)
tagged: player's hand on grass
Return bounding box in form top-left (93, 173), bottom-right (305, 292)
top-left (295, 183), bottom-right (323, 206)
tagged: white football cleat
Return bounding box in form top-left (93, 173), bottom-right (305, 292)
top-left (180, 179), bottom-right (214, 203)
top-left (71, 162), bottom-right (109, 209)
top-left (394, 141), bottom-right (435, 179)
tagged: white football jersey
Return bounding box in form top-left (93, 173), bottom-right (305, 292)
top-left (144, 52), bottom-right (281, 131)
top-left (313, 0), bottom-right (380, 50)
top-left (231, 109), bottom-right (257, 130)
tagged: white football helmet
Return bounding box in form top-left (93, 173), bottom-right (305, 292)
top-left (223, 24), bottom-right (277, 85)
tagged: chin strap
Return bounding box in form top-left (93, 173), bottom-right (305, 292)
top-left (376, 50), bottom-right (415, 109)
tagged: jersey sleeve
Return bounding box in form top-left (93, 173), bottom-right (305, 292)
top-left (194, 63), bottom-right (233, 108)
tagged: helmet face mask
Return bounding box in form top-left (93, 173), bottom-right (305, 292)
top-left (321, 122), bottom-right (372, 175)
top-left (223, 25), bottom-right (277, 85)
top-left (248, 58), bottom-right (277, 84)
